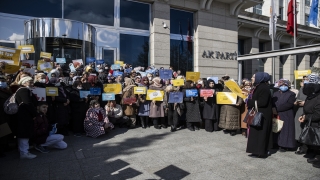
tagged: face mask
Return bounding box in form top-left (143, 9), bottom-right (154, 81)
top-left (279, 86), bottom-right (288, 92)
top-left (77, 87), bottom-right (83, 90)
top-left (198, 81), bottom-right (203, 84)
top-left (0, 82), bottom-right (7, 88)
top-left (304, 80), bottom-right (309, 84)
top-left (105, 67), bottom-right (109, 70)
top-left (148, 77), bottom-right (152, 81)
top-left (98, 69), bottom-right (103, 73)
top-left (55, 82), bottom-right (61, 87)
top-left (245, 87), bottom-right (251, 91)
top-left (39, 79), bottom-right (46, 83)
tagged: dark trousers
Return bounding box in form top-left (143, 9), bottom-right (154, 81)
top-left (139, 116), bottom-right (149, 127)
top-left (187, 122), bottom-right (200, 129)
top-left (152, 118), bottom-right (166, 127)
top-left (168, 110), bottom-right (179, 128)
top-left (204, 119), bottom-right (219, 132)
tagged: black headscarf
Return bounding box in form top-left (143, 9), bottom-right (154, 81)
top-left (206, 79), bottom-right (215, 89)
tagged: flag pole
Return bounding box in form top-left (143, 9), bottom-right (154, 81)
top-left (293, 0), bottom-right (297, 88)
top-left (62, 0), bottom-right (64, 19)
top-left (271, 1), bottom-right (275, 84)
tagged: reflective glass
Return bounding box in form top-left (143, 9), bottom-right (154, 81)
top-left (0, 0), bottom-right (114, 26)
top-left (170, 9), bottom-right (193, 35)
top-left (120, 0), bottom-right (150, 30)
top-left (170, 39), bottom-right (193, 74)
top-left (120, 34), bottom-right (149, 67)
top-left (103, 49), bottom-right (114, 66)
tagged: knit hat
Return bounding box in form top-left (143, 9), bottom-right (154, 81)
top-left (307, 73), bottom-right (320, 84)
top-left (18, 76), bottom-right (33, 85)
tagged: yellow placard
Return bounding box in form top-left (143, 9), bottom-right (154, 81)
top-left (40, 52), bottom-right (52, 59)
top-left (216, 92), bottom-right (237, 105)
top-left (186, 72), bottom-right (200, 82)
top-left (18, 45), bottom-right (35, 53)
top-left (0, 46), bottom-right (21, 66)
top-left (103, 84), bottom-right (122, 94)
top-left (46, 87), bottom-right (58, 96)
top-left (146, 90), bottom-right (164, 101)
top-left (115, 61), bottom-right (124, 66)
top-left (37, 60), bottom-right (53, 72)
top-left (294, 70), bottom-right (311, 79)
top-left (172, 79), bottom-right (185, 86)
top-left (134, 87), bottom-right (147, 94)
top-left (2, 62), bottom-right (22, 74)
top-left (224, 80), bottom-right (247, 99)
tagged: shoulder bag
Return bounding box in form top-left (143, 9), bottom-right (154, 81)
top-left (243, 100), bottom-right (263, 127)
top-left (299, 117), bottom-right (320, 146)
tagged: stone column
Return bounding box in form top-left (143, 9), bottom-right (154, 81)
top-left (243, 37), bottom-right (259, 79)
top-left (264, 40), bottom-right (280, 82)
top-left (282, 43), bottom-right (294, 81)
top-left (150, 1), bottom-right (170, 68)
top-left (298, 54), bottom-right (310, 70)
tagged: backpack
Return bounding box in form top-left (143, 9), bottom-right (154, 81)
top-left (3, 88), bottom-right (23, 115)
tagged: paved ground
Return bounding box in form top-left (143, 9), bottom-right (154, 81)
top-left (0, 127), bottom-right (319, 180)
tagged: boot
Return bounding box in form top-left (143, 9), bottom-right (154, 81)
top-left (153, 119), bottom-right (161, 129)
top-left (170, 125), bottom-right (176, 132)
top-left (141, 119), bottom-right (146, 129)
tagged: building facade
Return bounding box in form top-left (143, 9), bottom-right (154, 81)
top-left (0, 0), bottom-right (319, 82)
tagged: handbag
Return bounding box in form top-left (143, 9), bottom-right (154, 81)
top-left (243, 101), bottom-right (263, 127)
top-left (272, 115), bottom-right (284, 133)
top-left (299, 117), bottom-right (320, 146)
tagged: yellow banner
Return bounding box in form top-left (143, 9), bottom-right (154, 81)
top-left (37, 60), bottom-right (53, 72)
top-left (0, 46), bottom-right (21, 66)
top-left (115, 61), bottom-right (124, 66)
top-left (103, 84), bottom-right (122, 94)
top-left (2, 62), bottom-right (22, 74)
top-left (216, 92), bottom-right (237, 105)
top-left (294, 70), bottom-right (311, 79)
top-left (186, 72), bottom-right (200, 82)
top-left (40, 52), bottom-right (52, 59)
top-left (18, 45), bottom-right (35, 53)
top-left (46, 87), bottom-right (58, 96)
top-left (146, 90), bottom-right (164, 101)
top-left (224, 80), bottom-right (247, 99)
top-left (134, 87), bottom-right (147, 94)
top-left (172, 79), bottom-right (184, 86)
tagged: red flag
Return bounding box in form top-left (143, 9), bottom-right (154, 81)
top-left (286, 0), bottom-right (297, 36)
top-left (187, 20), bottom-right (192, 54)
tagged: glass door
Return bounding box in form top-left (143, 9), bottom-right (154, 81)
top-left (102, 47), bottom-right (117, 66)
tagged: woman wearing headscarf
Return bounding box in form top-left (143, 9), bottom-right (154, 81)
top-left (272, 79), bottom-right (296, 151)
top-left (149, 77), bottom-right (166, 129)
top-left (245, 72), bottom-right (273, 157)
top-left (69, 81), bottom-right (89, 137)
top-left (240, 81), bottom-right (253, 137)
top-left (121, 77), bottom-right (138, 128)
top-left (16, 76), bottom-right (38, 159)
top-left (84, 100), bottom-right (114, 138)
top-left (297, 73), bottom-right (320, 168)
top-left (202, 79), bottom-right (220, 132)
top-left (137, 76), bottom-right (150, 128)
top-left (183, 80), bottom-right (201, 131)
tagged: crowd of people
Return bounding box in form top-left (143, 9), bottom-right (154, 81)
top-left (0, 61), bottom-right (319, 169)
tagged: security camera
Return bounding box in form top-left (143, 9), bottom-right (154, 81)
top-left (162, 21), bottom-right (169, 29)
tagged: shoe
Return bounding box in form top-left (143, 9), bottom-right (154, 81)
top-left (248, 153), bottom-right (258, 157)
top-left (35, 145), bottom-right (50, 153)
top-left (154, 125), bottom-right (161, 129)
top-left (313, 161), bottom-right (320, 168)
top-left (223, 130), bottom-right (229, 134)
top-left (295, 149), bottom-right (306, 155)
top-left (188, 127), bottom-right (195, 131)
top-left (161, 124), bottom-right (167, 129)
top-left (307, 157), bottom-right (319, 164)
top-left (194, 126), bottom-right (200, 130)
top-left (230, 131), bottom-right (236, 136)
top-left (170, 126), bottom-right (176, 132)
top-left (20, 153), bottom-right (37, 159)
top-left (74, 133), bottom-right (82, 137)
top-left (279, 147), bottom-right (287, 152)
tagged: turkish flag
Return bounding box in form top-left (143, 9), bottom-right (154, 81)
top-left (286, 0), bottom-right (297, 36)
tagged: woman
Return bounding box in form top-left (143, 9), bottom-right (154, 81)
top-left (105, 100), bottom-right (128, 127)
top-left (182, 80), bottom-right (201, 131)
top-left (122, 77), bottom-right (138, 128)
top-left (16, 76), bottom-right (38, 159)
top-left (272, 79), bottom-right (296, 151)
top-left (219, 82), bottom-right (243, 136)
top-left (149, 77), bottom-right (166, 129)
top-left (298, 73), bottom-right (320, 168)
top-left (84, 100), bottom-right (114, 138)
top-left (240, 81), bottom-right (252, 137)
top-left (166, 86), bottom-right (184, 132)
top-left (10, 72), bottom-right (32, 93)
top-left (245, 72), bottom-right (273, 157)
top-left (137, 76), bottom-right (150, 128)
top-left (202, 79), bottom-right (220, 132)
top-left (69, 81), bottom-right (88, 137)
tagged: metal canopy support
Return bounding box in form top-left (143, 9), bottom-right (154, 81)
top-left (237, 44), bottom-right (320, 61)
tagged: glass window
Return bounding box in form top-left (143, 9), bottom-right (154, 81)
top-left (170, 39), bottom-right (193, 74)
top-left (253, 4), bottom-right (262, 15)
top-left (306, 15), bottom-right (310, 26)
top-left (306, 0), bottom-right (311, 6)
top-left (238, 40), bottom-right (245, 55)
top-left (170, 9), bottom-right (193, 35)
top-left (0, 0), bottom-right (114, 26)
top-left (103, 49), bottom-right (115, 66)
top-left (120, 34), bottom-right (149, 67)
top-left (120, 0), bottom-right (150, 30)
top-left (279, 7), bottom-right (283, 20)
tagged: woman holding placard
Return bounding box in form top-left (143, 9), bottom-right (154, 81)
top-left (183, 80), bottom-right (201, 131)
top-left (137, 76), bottom-right (150, 128)
top-left (202, 79), bottom-right (220, 132)
top-left (149, 77), bottom-right (166, 129)
top-left (121, 78), bottom-right (138, 128)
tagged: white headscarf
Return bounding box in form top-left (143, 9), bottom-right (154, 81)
top-left (18, 76), bottom-right (33, 85)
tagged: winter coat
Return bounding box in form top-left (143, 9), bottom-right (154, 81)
top-left (52, 87), bottom-right (70, 125)
top-left (149, 86), bottom-right (165, 118)
top-left (202, 89), bottom-right (219, 120)
top-left (219, 87), bottom-right (243, 130)
top-left (106, 104), bottom-right (123, 118)
top-left (69, 88), bottom-right (89, 133)
top-left (182, 88), bottom-right (201, 122)
top-left (84, 108), bottom-right (114, 138)
top-left (15, 87), bottom-right (37, 138)
top-left (273, 90), bottom-right (297, 148)
top-left (294, 87), bottom-right (307, 140)
top-left (121, 87), bottom-right (137, 116)
top-left (33, 113), bottom-right (49, 145)
top-left (0, 88), bottom-right (13, 132)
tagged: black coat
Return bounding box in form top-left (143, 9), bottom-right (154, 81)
top-left (246, 83), bottom-right (273, 155)
top-left (272, 90), bottom-right (296, 148)
top-left (53, 87), bottom-right (70, 125)
top-left (182, 88), bottom-right (201, 122)
top-left (201, 89), bottom-right (219, 120)
top-left (69, 88), bottom-right (89, 133)
top-left (0, 89), bottom-right (12, 131)
top-left (15, 88), bottom-right (37, 138)
top-left (303, 94), bottom-right (320, 126)
top-left (32, 113), bottom-right (49, 145)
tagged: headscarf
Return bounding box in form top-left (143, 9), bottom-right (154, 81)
top-left (307, 73), bottom-right (320, 84)
top-left (18, 76), bottom-right (32, 85)
top-left (278, 79), bottom-right (290, 87)
top-left (152, 77), bottom-right (162, 88)
top-left (123, 77), bottom-right (136, 92)
top-left (253, 72), bottom-right (265, 85)
top-left (304, 73), bottom-right (320, 99)
top-left (88, 75), bottom-right (97, 86)
top-left (206, 79), bottom-right (215, 89)
top-left (140, 76), bottom-right (149, 86)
